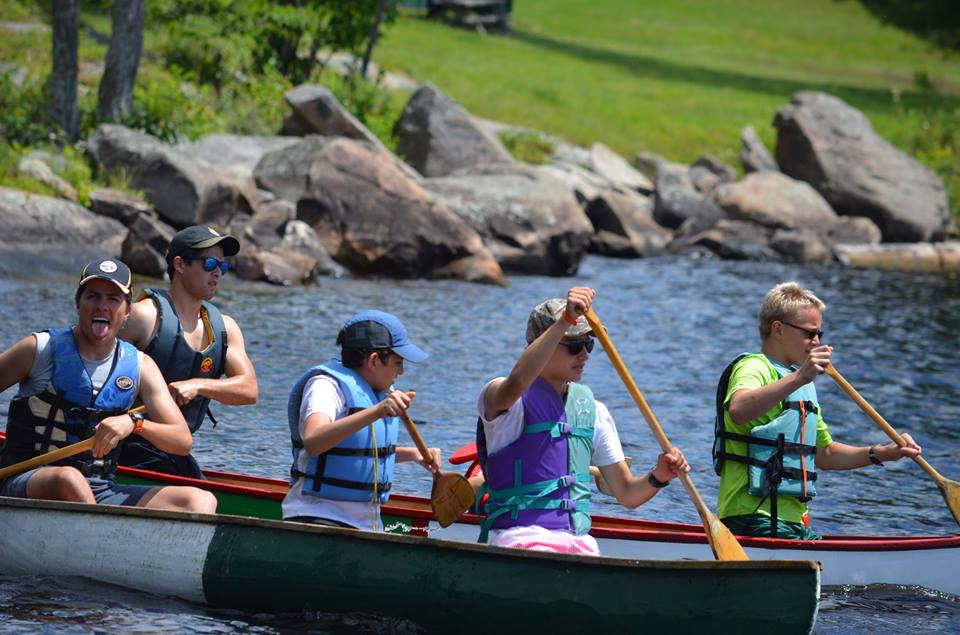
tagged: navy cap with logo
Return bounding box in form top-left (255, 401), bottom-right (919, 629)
top-left (337, 310), bottom-right (428, 363)
top-left (78, 257), bottom-right (133, 297)
top-left (166, 225), bottom-right (240, 264)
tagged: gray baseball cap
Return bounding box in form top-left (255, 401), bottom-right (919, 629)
top-left (525, 298), bottom-right (592, 343)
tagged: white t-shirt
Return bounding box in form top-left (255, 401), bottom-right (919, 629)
top-left (477, 378), bottom-right (626, 551)
top-left (281, 374), bottom-right (384, 531)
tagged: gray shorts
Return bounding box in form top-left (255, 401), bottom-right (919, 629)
top-left (0, 468), bottom-right (154, 507)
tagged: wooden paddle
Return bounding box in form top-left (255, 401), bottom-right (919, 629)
top-left (0, 405), bottom-right (146, 481)
top-left (584, 309), bottom-right (750, 561)
top-left (399, 410), bottom-right (474, 528)
top-left (825, 364), bottom-right (960, 527)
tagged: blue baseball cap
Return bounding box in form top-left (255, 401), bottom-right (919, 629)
top-left (337, 310), bottom-right (428, 363)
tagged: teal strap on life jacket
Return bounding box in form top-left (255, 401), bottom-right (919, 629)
top-left (478, 464), bottom-right (591, 543)
top-left (522, 420), bottom-right (594, 439)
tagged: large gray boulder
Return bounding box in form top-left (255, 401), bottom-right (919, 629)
top-left (283, 84), bottom-right (385, 150)
top-left (121, 213), bottom-right (176, 278)
top-left (740, 125), bottom-right (778, 173)
top-left (394, 83), bottom-right (514, 177)
top-left (254, 136), bottom-right (336, 204)
top-left (0, 187), bottom-right (125, 269)
top-left (715, 171), bottom-right (837, 231)
top-left (254, 135), bottom-right (418, 204)
top-left (551, 142), bottom-right (654, 194)
top-left (88, 187), bottom-right (150, 226)
top-left (653, 161), bottom-right (725, 230)
top-left (774, 92), bottom-right (951, 241)
top-left (585, 189), bottom-right (670, 258)
top-left (296, 138), bottom-right (505, 285)
top-left (683, 219), bottom-right (778, 261)
top-left (177, 134), bottom-right (301, 176)
top-left (87, 124), bottom-right (257, 228)
top-left (425, 164), bottom-right (592, 276)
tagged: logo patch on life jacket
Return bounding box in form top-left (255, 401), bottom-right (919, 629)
top-left (115, 375), bottom-right (134, 391)
top-left (200, 356), bottom-right (214, 374)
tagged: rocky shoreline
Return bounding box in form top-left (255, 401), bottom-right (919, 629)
top-left (1, 82), bottom-right (956, 284)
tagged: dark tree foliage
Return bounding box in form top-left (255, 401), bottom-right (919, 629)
top-left (856, 0), bottom-right (960, 51)
top-left (148, 1), bottom-right (395, 88)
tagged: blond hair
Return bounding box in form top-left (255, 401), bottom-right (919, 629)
top-left (758, 282), bottom-right (826, 339)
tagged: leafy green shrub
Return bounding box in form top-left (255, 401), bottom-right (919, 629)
top-left (323, 71), bottom-right (407, 152)
top-left (148, 1), bottom-right (391, 86)
top-left (891, 104), bottom-right (960, 216)
top-left (0, 72), bottom-right (54, 146)
top-left (0, 141), bottom-right (95, 206)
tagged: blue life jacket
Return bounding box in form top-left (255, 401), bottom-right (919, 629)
top-left (287, 361), bottom-right (397, 503)
top-left (476, 378), bottom-right (595, 543)
top-left (142, 288), bottom-right (227, 433)
top-left (1, 327), bottom-right (141, 478)
top-left (713, 353), bottom-right (819, 536)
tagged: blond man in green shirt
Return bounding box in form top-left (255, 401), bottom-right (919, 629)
top-left (714, 282), bottom-right (921, 539)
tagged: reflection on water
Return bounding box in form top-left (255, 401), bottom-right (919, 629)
top-left (1, 255), bottom-right (958, 633)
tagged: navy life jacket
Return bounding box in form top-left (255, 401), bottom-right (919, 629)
top-left (1, 327), bottom-right (140, 478)
top-left (287, 361), bottom-right (397, 504)
top-left (142, 288), bottom-right (227, 433)
top-left (713, 353), bottom-right (819, 537)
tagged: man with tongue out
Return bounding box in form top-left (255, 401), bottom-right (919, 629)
top-left (0, 258), bottom-right (217, 512)
top-left (119, 226), bottom-right (258, 478)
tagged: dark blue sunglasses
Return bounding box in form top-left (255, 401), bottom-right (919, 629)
top-left (188, 257), bottom-right (229, 275)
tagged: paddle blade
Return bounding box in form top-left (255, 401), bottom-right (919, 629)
top-left (704, 512), bottom-right (751, 561)
top-left (431, 472), bottom-right (474, 528)
top-left (938, 477), bottom-right (960, 528)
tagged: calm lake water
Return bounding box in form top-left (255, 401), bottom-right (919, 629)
top-left (1, 253), bottom-right (958, 633)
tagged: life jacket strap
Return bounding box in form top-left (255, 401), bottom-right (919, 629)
top-left (289, 468), bottom-right (393, 494)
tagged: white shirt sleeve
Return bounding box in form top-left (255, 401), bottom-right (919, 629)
top-left (477, 378), bottom-right (526, 456)
top-left (590, 400), bottom-right (626, 467)
top-left (17, 331), bottom-right (52, 397)
top-left (299, 374), bottom-right (346, 432)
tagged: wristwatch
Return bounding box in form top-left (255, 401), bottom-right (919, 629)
top-left (647, 471), bottom-right (670, 488)
top-left (130, 411), bottom-right (145, 435)
top-left (868, 445), bottom-right (884, 466)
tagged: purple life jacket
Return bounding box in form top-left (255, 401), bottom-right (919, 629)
top-left (477, 377), bottom-right (595, 542)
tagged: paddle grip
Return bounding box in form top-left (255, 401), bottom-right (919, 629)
top-left (825, 365), bottom-right (942, 482)
top-left (0, 405), bottom-right (147, 481)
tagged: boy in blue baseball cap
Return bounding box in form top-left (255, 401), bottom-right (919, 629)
top-left (282, 310), bottom-right (439, 530)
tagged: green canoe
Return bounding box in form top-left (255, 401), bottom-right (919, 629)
top-left (0, 495), bottom-right (820, 633)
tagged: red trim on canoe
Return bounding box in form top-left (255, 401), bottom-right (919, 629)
top-left (112, 463), bottom-right (960, 552)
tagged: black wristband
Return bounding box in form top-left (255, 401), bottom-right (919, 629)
top-left (647, 472), bottom-right (669, 489)
top-left (868, 445), bottom-right (884, 466)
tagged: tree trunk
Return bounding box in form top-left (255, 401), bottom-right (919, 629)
top-left (50, 0), bottom-right (80, 140)
top-left (361, 0), bottom-right (390, 78)
top-left (98, 0), bottom-right (145, 122)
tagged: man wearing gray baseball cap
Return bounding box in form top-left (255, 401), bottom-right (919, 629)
top-left (474, 286), bottom-right (689, 554)
top-left (119, 225), bottom-right (258, 478)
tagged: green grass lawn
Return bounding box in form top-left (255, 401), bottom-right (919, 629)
top-left (2, 0), bottom-right (957, 213)
top-left (375, 0), bottom-right (960, 209)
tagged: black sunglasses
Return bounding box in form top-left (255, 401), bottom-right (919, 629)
top-left (186, 256), bottom-right (230, 275)
top-left (560, 338), bottom-right (595, 355)
top-left (782, 321), bottom-right (823, 340)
